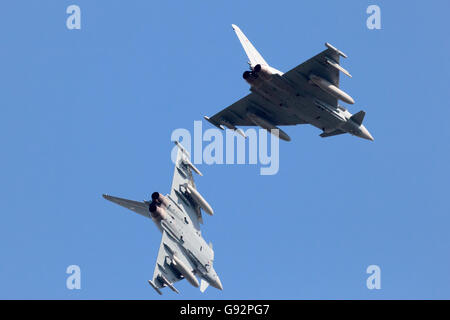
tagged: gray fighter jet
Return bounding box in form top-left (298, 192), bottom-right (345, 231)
top-left (103, 142), bottom-right (222, 294)
top-left (204, 24), bottom-right (374, 141)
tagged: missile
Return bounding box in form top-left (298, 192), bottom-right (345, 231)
top-left (325, 57), bottom-right (352, 78)
top-left (246, 112), bottom-right (291, 142)
top-left (174, 140), bottom-right (192, 157)
top-left (185, 184), bottom-right (214, 215)
top-left (204, 116), bottom-right (246, 138)
top-left (182, 157), bottom-right (203, 176)
top-left (220, 118), bottom-right (238, 130)
top-left (158, 274), bottom-right (179, 294)
top-left (147, 280), bottom-right (162, 295)
top-left (172, 254), bottom-right (199, 288)
top-left (325, 42), bottom-right (348, 58)
top-left (234, 128), bottom-right (247, 139)
top-left (174, 141), bottom-right (203, 175)
top-left (220, 119), bottom-right (247, 139)
top-left (309, 74), bottom-right (355, 104)
top-left (203, 116), bottom-right (224, 130)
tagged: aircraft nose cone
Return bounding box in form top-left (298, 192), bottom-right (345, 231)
top-left (211, 277), bottom-right (223, 290)
top-left (360, 125), bottom-right (374, 141)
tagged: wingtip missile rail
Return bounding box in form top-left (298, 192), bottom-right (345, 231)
top-left (325, 42), bottom-right (348, 58)
top-left (174, 141), bottom-right (203, 176)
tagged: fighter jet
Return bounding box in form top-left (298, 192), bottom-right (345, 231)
top-left (204, 24), bottom-right (374, 141)
top-left (103, 142), bottom-right (222, 294)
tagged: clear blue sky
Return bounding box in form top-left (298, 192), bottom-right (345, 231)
top-left (1, 0), bottom-right (449, 299)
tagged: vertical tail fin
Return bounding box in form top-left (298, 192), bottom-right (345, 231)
top-left (231, 24), bottom-right (268, 68)
top-left (350, 111), bottom-right (366, 125)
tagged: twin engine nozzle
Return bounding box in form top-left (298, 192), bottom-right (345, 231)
top-left (243, 64), bottom-right (273, 86)
top-left (150, 188), bottom-right (214, 218)
top-left (151, 192), bottom-right (169, 206)
top-left (149, 192), bottom-right (168, 221)
top-left (242, 70), bottom-right (258, 82)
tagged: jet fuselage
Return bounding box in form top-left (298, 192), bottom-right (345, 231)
top-left (246, 67), bottom-right (374, 141)
top-left (150, 193), bottom-right (222, 290)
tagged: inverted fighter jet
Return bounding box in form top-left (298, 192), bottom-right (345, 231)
top-left (204, 24), bottom-right (374, 141)
top-left (103, 142), bottom-right (222, 294)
